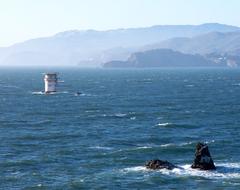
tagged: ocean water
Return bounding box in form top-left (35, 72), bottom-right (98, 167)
top-left (0, 68), bottom-right (240, 189)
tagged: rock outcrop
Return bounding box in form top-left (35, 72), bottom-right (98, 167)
top-left (191, 142), bottom-right (216, 170)
top-left (145, 159), bottom-right (176, 170)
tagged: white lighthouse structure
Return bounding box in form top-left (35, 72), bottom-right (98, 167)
top-left (44, 73), bottom-right (58, 93)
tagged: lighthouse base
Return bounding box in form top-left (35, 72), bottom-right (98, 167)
top-left (44, 91), bottom-right (56, 94)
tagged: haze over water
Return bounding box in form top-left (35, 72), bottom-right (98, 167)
top-left (0, 68), bottom-right (240, 189)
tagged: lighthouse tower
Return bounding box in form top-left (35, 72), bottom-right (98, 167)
top-left (44, 73), bottom-right (58, 93)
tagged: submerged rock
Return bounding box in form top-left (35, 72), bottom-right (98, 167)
top-left (145, 159), bottom-right (176, 170)
top-left (191, 142), bottom-right (216, 170)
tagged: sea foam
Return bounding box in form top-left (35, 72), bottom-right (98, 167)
top-left (121, 163), bottom-right (240, 179)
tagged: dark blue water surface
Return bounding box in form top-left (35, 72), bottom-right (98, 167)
top-left (0, 68), bottom-right (240, 189)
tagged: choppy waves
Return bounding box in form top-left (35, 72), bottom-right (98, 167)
top-left (2, 69), bottom-right (240, 189)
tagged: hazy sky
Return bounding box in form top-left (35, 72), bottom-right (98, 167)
top-left (0, 0), bottom-right (239, 47)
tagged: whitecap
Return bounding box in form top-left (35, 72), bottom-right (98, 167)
top-left (205, 140), bottom-right (215, 144)
top-left (90, 146), bottom-right (113, 150)
top-left (179, 142), bottom-right (194, 146)
top-left (102, 113), bottom-right (128, 118)
top-left (161, 141), bottom-right (214, 147)
top-left (160, 143), bottom-right (175, 147)
top-left (121, 166), bottom-right (147, 173)
top-left (32, 91), bottom-right (45, 95)
top-left (132, 142), bottom-right (195, 149)
top-left (159, 142), bottom-right (193, 147)
top-left (157, 123), bottom-right (171, 127)
top-left (85, 110), bottom-right (100, 113)
top-left (130, 117), bottom-right (136, 120)
top-left (107, 146), bottom-right (153, 153)
top-left (115, 113), bottom-right (127, 117)
top-left (135, 146), bottom-right (152, 150)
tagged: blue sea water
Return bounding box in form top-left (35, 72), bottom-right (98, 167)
top-left (0, 68), bottom-right (240, 189)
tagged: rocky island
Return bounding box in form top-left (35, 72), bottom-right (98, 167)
top-left (145, 142), bottom-right (216, 170)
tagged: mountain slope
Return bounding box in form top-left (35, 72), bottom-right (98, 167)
top-left (143, 31), bottom-right (240, 67)
top-left (0, 23), bottom-right (239, 66)
top-left (144, 31), bottom-right (240, 55)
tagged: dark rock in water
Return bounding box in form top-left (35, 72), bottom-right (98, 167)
top-left (191, 142), bottom-right (216, 170)
top-left (74, 92), bottom-right (82, 96)
top-left (146, 159), bottom-right (176, 170)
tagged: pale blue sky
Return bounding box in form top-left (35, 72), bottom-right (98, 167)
top-left (0, 0), bottom-right (239, 46)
